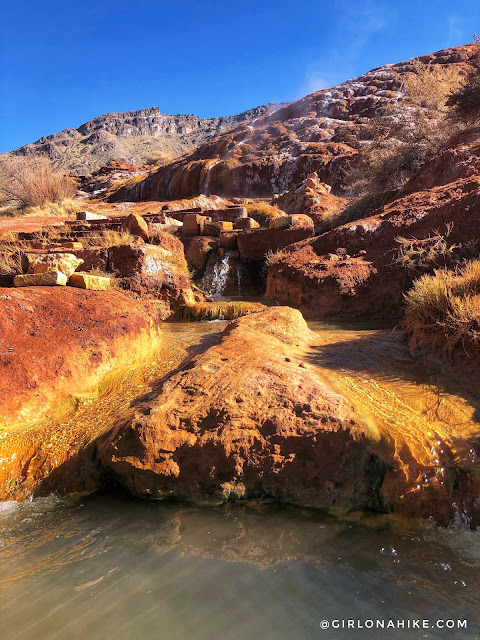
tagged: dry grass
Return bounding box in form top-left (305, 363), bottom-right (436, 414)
top-left (0, 204), bottom-right (21, 218)
top-left (393, 224), bottom-right (480, 272)
top-left (244, 202), bottom-right (283, 226)
top-left (404, 260), bottom-right (480, 354)
top-left (85, 230), bottom-right (136, 248)
top-left (0, 155), bottom-right (77, 208)
top-left (23, 198), bottom-right (81, 218)
top-left (0, 232), bottom-right (29, 275)
top-left (145, 150), bottom-right (174, 167)
top-left (264, 249), bottom-right (290, 269)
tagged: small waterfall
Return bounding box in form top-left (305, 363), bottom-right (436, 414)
top-left (202, 252), bottom-right (231, 298)
top-left (203, 160), bottom-right (220, 196)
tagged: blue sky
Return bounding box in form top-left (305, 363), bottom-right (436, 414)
top-left (1, 0), bottom-right (479, 152)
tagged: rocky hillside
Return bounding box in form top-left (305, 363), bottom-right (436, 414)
top-left (116, 44), bottom-right (479, 202)
top-left (266, 126), bottom-right (480, 318)
top-left (12, 105), bottom-right (277, 175)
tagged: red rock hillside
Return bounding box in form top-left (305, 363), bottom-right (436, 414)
top-left (266, 127), bottom-right (480, 318)
top-left (113, 45), bottom-right (479, 201)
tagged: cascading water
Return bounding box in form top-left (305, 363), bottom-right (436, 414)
top-left (201, 251), bottom-right (232, 298)
top-left (203, 160), bottom-right (220, 196)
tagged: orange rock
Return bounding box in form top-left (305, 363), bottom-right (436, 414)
top-left (68, 272), bottom-right (111, 290)
top-left (122, 212), bottom-right (149, 241)
top-left (183, 236), bottom-right (220, 271)
top-left (99, 307), bottom-right (382, 508)
top-left (26, 252), bottom-right (84, 278)
top-left (13, 271), bottom-right (67, 287)
top-left (235, 217), bottom-right (260, 230)
top-left (237, 226), bottom-right (314, 261)
top-left (0, 287), bottom-right (161, 428)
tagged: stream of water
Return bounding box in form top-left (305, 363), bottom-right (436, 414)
top-left (1, 320), bottom-right (480, 639)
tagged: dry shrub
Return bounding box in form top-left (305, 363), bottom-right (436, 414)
top-left (404, 260), bottom-right (480, 354)
top-left (0, 155), bottom-right (77, 208)
top-left (145, 150), bottom-right (174, 167)
top-left (447, 57), bottom-right (480, 125)
top-left (244, 202), bottom-right (283, 226)
top-left (401, 59), bottom-right (464, 111)
top-left (343, 59), bottom-right (466, 221)
top-left (394, 223), bottom-right (480, 272)
top-left (264, 248), bottom-right (290, 269)
top-left (86, 230), bottom-right (135, 248)
top-left (24, 198), bottom-right (81, 218)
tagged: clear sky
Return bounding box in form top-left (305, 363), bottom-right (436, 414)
top-left (1, 0), bottom-right (480, 152)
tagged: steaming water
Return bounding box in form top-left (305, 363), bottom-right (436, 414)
top-left (2, 321), bottom-right (480, 638)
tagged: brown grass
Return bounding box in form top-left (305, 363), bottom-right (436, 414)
top-left (0, 155), bottom-right (77, 208)
top-left (393, 224), bottom-right (480, 272)
top-left (244, 202), bottom-right (283, 226)
top-left (404, 260), bottom-right (480, 354)
top-left (85, 230), bottom-right (136, 248)
top-left (264, 249), bottom-right (290, 269)
top-left (145, 150), bottom-right (174, 167)
top-left (23, 198), bottom-right (81, 218)
top-left (0, 232), bottom-right (29, 275)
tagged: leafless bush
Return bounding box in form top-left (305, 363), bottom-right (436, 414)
top-left (447, 57), bottom-right (480, 125)
top-left (342, 60), bottom-right (465, 221)
top-left (393, 223), bottom-right (480, 272)
top-left (0, 155), bottom-right (76, 208)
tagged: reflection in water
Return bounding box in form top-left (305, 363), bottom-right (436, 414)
top-left (0, 493), bottom-right (479, 640)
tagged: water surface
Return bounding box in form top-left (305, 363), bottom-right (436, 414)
top-left (0, 494), bottom-right (479, 640)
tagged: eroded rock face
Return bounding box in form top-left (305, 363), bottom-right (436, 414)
top-left (237, 222), bottom-right (314, 261)
top-left (117, 45), bottom-right (479, 201)
top-left (108, 242), bottom-right (194, 315)
top-left (99, 307), bottom-right (387, 508)
top-left (266, 129), bottom-right (480, 318)
top-left (0, 288), bottom-right (161, 428)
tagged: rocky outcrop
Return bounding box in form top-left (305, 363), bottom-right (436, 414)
top-left (266, 129), bottom-right (480, 318)
top-left (12, 105), bottom-right (276, 175)
top-left (238, 218), bottom-right (314, 261)
top-left (0, 287), bottom-right (161, 428)
top-left (273, 172), bottom-right (347, 230)
top-left (24, 252), bottom-right (84, 277)
top-left (95, 306), bottom-right (480, 527)
top-left (117, 45), bottom-right (480, 201)
top-left (109, 241), bottom-right (194, 316)
top-left (99, 307), bottom-right (386, 508)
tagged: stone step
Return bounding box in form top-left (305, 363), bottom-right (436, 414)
top-left (68, 272), bottom-right (111, 290)
top-left (13, 271), bottom-right (67, 287)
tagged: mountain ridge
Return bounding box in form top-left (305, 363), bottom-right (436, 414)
top-left (12, 104), bottom-right (280, 175)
